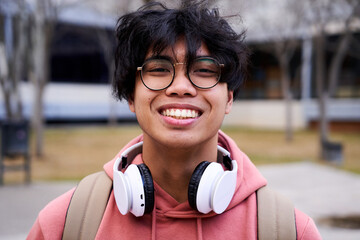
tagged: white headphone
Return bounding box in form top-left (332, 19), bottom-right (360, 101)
top-left (113, 142), bottom-right (238, 217)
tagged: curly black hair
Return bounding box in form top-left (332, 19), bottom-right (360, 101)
top-left (113, 1), bottom-right (249, 101)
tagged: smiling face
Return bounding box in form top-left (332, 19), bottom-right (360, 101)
top-left (128, 38), bottom-right (233, 149)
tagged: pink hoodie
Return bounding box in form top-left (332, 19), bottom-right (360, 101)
top-left (28, 131), bottom-right (321, 240)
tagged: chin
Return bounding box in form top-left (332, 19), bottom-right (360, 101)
top-left (160, 131), bottom-right (217, 149)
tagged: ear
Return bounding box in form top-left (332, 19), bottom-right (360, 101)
top-left (225, 91), bottom-right (233, 114)
top-left (128, 98), bottom-right (135, 113)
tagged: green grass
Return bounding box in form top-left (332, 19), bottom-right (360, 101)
top-left (222, 126), bottom-right (360, 173)
top-left (2, 124), bottom-right (359, 183)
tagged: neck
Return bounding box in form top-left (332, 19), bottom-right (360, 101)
top-left (141, 134), bottom-right (219, 203)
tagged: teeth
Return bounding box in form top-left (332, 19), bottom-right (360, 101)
top-left (161, 108), bottom-right (200, 119)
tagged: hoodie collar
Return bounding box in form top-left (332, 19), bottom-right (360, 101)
top-left (103, 130), bottom-right (267, 218)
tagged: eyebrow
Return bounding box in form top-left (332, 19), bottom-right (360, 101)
top-left (145, 55), bottom-right (173, 62)
top-left (144, 54), bottom-right (215, 63)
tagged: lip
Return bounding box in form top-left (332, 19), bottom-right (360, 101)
top-left (157, 103), bottom-right (203, 127)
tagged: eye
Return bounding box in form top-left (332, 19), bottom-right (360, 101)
top-left (191, 59), bottom-right (219, 78)
top-left (145, 67), bottom-right (171, 77)
top-left (148, 67), bottom-right (170, 73)
top-left (143, 60), bottom-right (173, 77)
top-left (193, 68), bottom-right (216, 74)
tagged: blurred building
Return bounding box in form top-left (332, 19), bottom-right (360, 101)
top-left (222, 0), bottom-right (360, 131)
top-left (0, 0), bottom-right (135, 123)
top-left (0, 0), bottom-right (359, 129)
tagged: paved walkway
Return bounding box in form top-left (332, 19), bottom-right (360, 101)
top-left (0, 182), bottom-right (76, 240)
top-left (258, 162), bottom-right (360, 240)
top-left (1, 162), bottom-right (360, 239)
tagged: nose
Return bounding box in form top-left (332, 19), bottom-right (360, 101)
top-left (165, 64), bottom-right (197, 97)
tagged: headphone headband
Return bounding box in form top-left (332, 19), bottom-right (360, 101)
top-left (114, 141), bottom-right (233, 172)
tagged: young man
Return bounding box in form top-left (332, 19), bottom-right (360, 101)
top-left (28, 1), bottom-right (321, 239)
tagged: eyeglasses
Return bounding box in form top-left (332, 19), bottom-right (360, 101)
top-left (137, 57), bottom-right (224, 91)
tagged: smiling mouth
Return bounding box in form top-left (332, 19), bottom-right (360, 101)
top-left (161, 108), bottom-right (200, 119)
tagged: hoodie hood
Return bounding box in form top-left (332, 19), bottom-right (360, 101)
top-left (103, 130), bottom-right (267, 219)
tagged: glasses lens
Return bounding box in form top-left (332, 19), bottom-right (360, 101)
top-left (189, 58), bottom-right (221, 89)
top-left (141, 59), bottom-right (173, 90)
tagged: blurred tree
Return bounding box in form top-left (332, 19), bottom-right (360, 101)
top-left (248, 0), bottom-right (305, 142)
top-left (304, 0), bottom-right (360, 159)
top-left (29, 0), bottom-right (57, 157)
top-left (0, 0), bottom-right (27, 121)
top-left (235, 0), bottom-right (359, 156)
top-left (0, 44), bottom-right (12, 117)
top-left (29, 0), bottom-right (92, 156)
top-left (95, 28), bottom-right (117, 124)
top-left (328, 0), bottom-right (360, 97)
top-left (272, 0), bottom-right (305, 142)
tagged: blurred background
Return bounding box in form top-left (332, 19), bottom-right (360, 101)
top-left (0, 0), bottom-right (359, 157)
top-left (0, 0), bottom-right (360, 239)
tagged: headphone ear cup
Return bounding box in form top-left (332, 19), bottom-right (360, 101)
top-left (188, 161), bottom-right (211, 211)
top-left (191, 162), bottom-right (227, 214)
top-left (137, 164), bottom-right (155, 214)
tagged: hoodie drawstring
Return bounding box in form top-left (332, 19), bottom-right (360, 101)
top-left (196, 218), bottom-right (203, 240)
top-left (151, 198), bottom-right (157, 240)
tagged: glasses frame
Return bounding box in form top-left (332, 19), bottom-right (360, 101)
top-left (137, 57), bottom-right (224, 91)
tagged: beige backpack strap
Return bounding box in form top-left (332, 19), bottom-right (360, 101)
top-left (257, 185), bottom-right (297, 240)
top-left (62, 171), bottom-right (112, 240)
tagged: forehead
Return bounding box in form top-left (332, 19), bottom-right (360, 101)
top-left (145, 39), bottom-right (210, 62)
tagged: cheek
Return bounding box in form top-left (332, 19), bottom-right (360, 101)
top-left (131, 88), bottom-right (156, 115)
top-left (129, 78), bottom-right (149, 113)
top-left (210, 85), bottom-right (232, 113)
